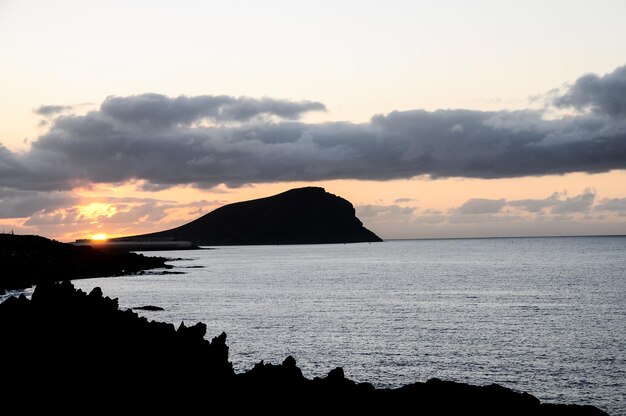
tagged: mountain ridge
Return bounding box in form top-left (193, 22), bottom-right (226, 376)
top-left (119, 187), bottom-right (382, 245)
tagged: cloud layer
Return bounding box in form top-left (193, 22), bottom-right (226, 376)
top-left (0, 188), bottom-right (77, 219)
top-left (356, 188), bottom-right (626, 238)
top-left (2, 65), bottom-right (626, 193)
top-left (98, 93), bottom-right (326, 126)
top-left (554, 64), bottom-right (626, 118)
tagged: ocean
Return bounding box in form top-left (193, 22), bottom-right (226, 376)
top-left (71, 237), bottom-right (625, 414)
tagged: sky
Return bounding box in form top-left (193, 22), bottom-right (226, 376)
top-left (1, 0), bottom-right (626, 241)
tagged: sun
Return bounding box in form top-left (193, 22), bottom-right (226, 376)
top-left (91, 233), bottom-right (108, 241)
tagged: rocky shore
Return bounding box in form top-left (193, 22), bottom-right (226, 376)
top-left (0, 281), bottom-right (608, 414)
top-left (0, 234), bottom-right (169, 293)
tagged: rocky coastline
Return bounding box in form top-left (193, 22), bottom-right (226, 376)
top-left (0, 280), bottom-right (609, 414)
top-left (0, 234), bottom-right (169, 293)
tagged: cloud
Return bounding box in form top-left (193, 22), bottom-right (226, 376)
top-left (0, 187), bottom-right (229, 240)
top-left (448, 213), bottom-right (523, 224)
top-left (99, 93), bottom-right (326, 126)
top-left (97, 202), bottom-right (169, 224)
top-left (595, 197), bottom-right (626, 215)
top-left (0, 188), bottom-right (77, 219)
top-left (435, 190), bottom-right (599, 225)
top-left (356, 189), bottom-right (611, 238)
top-left (394, 197), bottom-right (416, 204)
top-left (24, 207), bottom-right (87, 226)
top-left (356, 204), bottom-right (416, 220)
top-left (414, 214), bottom-right (446, 224)
top-left (450, 124), bottom-right (464, 133)
top-left (352, 190), bottom-right (626, 239)
top-left (34, 104), bottom-right (72, 116)
top-left (355, 204), bottom-right (418, 238)
top-left (454, 198), bottom-right (506, 214)
top-left (1, 65), bottom-right (625, 192)
top-left (554, 64), bottom-right (626, 118)
top-left (98, 195), bottom-right (176, 204)
top-left (508, 192), bottom-right (561, 213)
top-left (95, 198), bottom-right (224, 224)
top-left (550, 189), bottom-right (596, 214)
top-left (507, 190), bottom-right (596, 214)
top-left (18, 195), bottom-right (225, 240)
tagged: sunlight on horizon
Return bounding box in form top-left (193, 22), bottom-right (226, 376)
top-left (90, 233), bottom-right (108, 241)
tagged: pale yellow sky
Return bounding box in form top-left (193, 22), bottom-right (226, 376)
top-left (1, 0), bottom-right (625, 240)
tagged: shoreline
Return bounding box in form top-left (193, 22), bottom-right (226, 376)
top-left (0, 234), bottom-right (170, 293)
top-left (0, 281), bottom-right (609, 414)
top-left (0, 233), bottom-right (616, 413)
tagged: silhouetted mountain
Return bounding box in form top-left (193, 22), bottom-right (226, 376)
top-left (0, 234), bottom-right (169, 293)
top-left (0, 281), bottom-right (608, 414)
top-left (122, 187), bottom-right (382, 245)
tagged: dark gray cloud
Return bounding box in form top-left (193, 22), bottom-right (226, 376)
top-left (0, 188), bottom-right (77, 219)
top-left (6, 106), bottom-right (623, 192)
top-left (34, 104), bottom-right (72, 116)
top-left (554, 64), bottom-right (626, 118)
top-left (99, 93), bottom-right (326, 126)
top-left (1, 66), bottom-right (625, 192)
top-left (454, 198), bottom-right (506, 214)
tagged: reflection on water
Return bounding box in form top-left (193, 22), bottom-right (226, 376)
top-left (71, 237), bottom-right (625, 414)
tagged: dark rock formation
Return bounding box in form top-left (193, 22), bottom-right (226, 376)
top-left (0, 234), bottom-right (169, 293)
top-left (132, 305), bottom-right (165, 311)
top-left (120, 187), bottom-right (382, 245)
top-left (0, 281), bottom-right (232, 404)
top-left (0, 281), bottom-right (608, 414)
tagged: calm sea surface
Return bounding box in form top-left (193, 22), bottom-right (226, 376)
top-left (72, 237), bottom-right (625, 414)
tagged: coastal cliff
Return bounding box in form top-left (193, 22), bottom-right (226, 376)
top-left (121, 187), bottom-right (382, 245)
top-left (0, 281), bottom-right (608, 414)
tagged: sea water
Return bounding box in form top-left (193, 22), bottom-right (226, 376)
top-left (72, 237), bottom-right (625, 414)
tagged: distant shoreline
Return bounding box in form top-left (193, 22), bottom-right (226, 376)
top-left (73, 239), bottom-right (200, 251)
top-left (0, 234), bottom-right (170, 293)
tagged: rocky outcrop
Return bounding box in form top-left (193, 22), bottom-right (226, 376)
top-left (0, 234), bottom-right (169, 293)
top-left (132, 305), bottom-right (165, 311)
top-left (0, 281), bottom-right (608, 414)
top-left (0, 281), bottom-right (232, 390)
top-left (121, 187), bottom-right (382, 245)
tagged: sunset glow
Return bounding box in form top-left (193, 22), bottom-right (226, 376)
top-left (0, 1), bottom-right (624, 241)
top-left (2, 3), bottom-right (623, 412)
top-left (79, 203), bottom-right (115, 219)
top-left (90, 233), bottom-right (108, 241)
